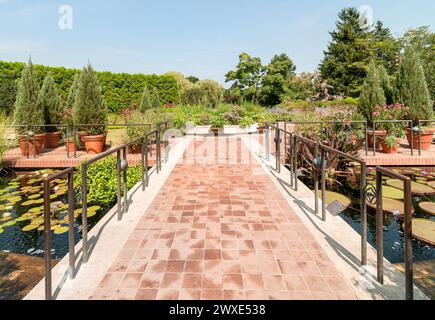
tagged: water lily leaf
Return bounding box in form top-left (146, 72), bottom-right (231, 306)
top-left (386, 179), bottom-right (435, 195)
top-left (9, 196), bottom-right (22, 202)
top-left (16, 215), bottom-right (33, 222)
top-left (412, 219), bottom-right (435, 246)
top-left (314, 190), bottom-right (351, 207)
top-left (419, 202), bottom-right (435, 216)
top-left (2, 220), bottom-right (16, 227)
top-left (428, 181), bottom-right (435, 189)
top-left (22, 224), bottom-right (39, 231)
top-left (0, 228), bottom-right (3, 234)
top-left (367, 198), bottom-right (412, 215)
top-left (88, 206), bottom-right (101, 212)
top-left (29, 206), bottom-right (43, 213)
top-left (87, 210), bottom-right (97, 218)
top-left (22, 200), bottom-right (37, 206)
top-left (34, 198), bottom-right (44, 204)
top-left (27, 194), bottom-right (41, 199)
top-left (53, 225), bottom-right (69, 234)
top-left (372, 184), bottom-right (404, 200)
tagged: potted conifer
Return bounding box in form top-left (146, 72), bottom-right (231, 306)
top-left (396, 46), bottom-right (434, 150)
top-left (13, 58), bottom-right (46, 156)
top-left (73, 64), bottom-right (107, 154)
top-left (38, 74), bottom-right (64, 148)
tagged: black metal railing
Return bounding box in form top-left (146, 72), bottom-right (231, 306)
top-left (41, 121), bottom-right (169, 300)
top-left (264, 123), bottom-right (417, 299)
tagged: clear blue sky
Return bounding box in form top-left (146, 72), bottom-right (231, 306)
top-left (0, 0), bottom-right (433, 84)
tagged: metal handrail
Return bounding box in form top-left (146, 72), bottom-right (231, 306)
top-left (372, 120), bottom-right (413, 157)
top-left (42, 167), bottom-right (75, 300)
top-left (41, 122), bottom-right (168, 299)
top-left (264, 123), bottom-right (417, 299)
top-left (374, 167), bottom-right (413, 300)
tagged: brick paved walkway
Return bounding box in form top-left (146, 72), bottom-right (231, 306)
top-left (89, 137), bottom-right (357, 300)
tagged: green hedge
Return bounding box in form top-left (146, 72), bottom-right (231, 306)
top-left (0, 60), bottom-right (179, 114)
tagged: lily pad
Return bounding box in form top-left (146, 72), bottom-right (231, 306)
top-left (0, 228), bottom-right (3, 234)
top-left (369, 184), bottom-right (404, 200)
top-left (314, 190), bottom-right (351, 207)
top-left (2, 220), bottom-right (16, 227)
top-left (53, 225), bottom-right (69, 234)
top-left (367, 197), bottom-right (411, 215)
top-left (27, 194), bottom-right (41, 199)
top-left (21, 200), bottom-right (37, 206)
top-left (22, 224), bottom-right (39, 231)
top-left (29, 206), bottom-right (43, 213)
top-left (418, 202), bottom-right (435, 216)
top-left (428, 181), bottom-right (435, 189)
top-left (412, 219), bottom-right (435, 246)
top-left (386, 179), bottom-right (435, 195)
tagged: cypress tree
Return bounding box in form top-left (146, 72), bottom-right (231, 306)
top-left (38, 74), bottom-right (63, 132)
top-left (151, 87), bottom-right (161, 109)
top-left (13, 58), bottom-right (44, 134)
top-left (66, 73), bottom-right (79, 110)
top-left (396, 46), bottom-right (433, 122)
top-left (73, 64), bottom-right (107, 135)
top-left (139, 83), bottom-right (151, 112)
top-left (378, 65), bottom-right (394, 105)
top-left (358, 61), bottom-right (386, 123)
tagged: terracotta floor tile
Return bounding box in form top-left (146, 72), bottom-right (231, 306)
top-left (119, 273), bottom-right (143, 289)
top-left (99, 273), bottom-right (124, 288)
top-left (112, 288), bottom-right (137, 300)
top-left (182, 273), bottom-right (202, 289)
top-left (179, 289), bottom-right (201, 300)
top-left (262, 275), bottom-right (287, 291)
top-left (160, 273), bottom-right (182, 289)
top-left (140, 273), bottom-right (162, 289)
top-left (135, 289), bottom-right (158, 300)
top-left (222, 274), bottom-right (244, 290)
top-left (157, 289), bottom-right (179, 300)
top-left (242, 274), bottom-right (264, 290)
top-left (201, 290), bottom-right (223, 300)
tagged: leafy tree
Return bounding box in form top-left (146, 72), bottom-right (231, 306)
top-left (186, 76), bottom-right (199, 83)
top-left (358, 61), bottom-right (386, 122)
top-left (38, 74), bottom-right (63, 132)
top-left (399, 26), bottom-right (435, 102)
top-left (370, 21), bottom-right (399, 74)
top-left (396, 46), bottom-right (432, 122)
top-left (73, 64), bottom-right (107, 135)
top-left (13, 58), bottom-right (44, 134)
top-left (261, 53), bottom-right (296, 106)
top-left (283, 72), bottom-right (318, 102)
top-left (197, 79), bottom-right (223, 108)
top-left (66, 73), bottom-right (79, 110)
top-left (225, 52), bottom-right (265, 103)
top-left (151, 87), bottom-right (161, 108)
top-left (139, 83), bottom-right (151, 112)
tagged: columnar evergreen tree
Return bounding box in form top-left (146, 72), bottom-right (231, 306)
top-left (139, 83), bottom-right (151, 112)
top-left (37, 74), bottom-right (63, 132)
top-left (378, 65), bottom-right (394, 105)
top-left (73, 64), bottom-right (107, 135)
top-left (151, 87), bottom-right (161, 109)
top-left (358, 61), bottom-right (386, 122)
top-left (396, 46), bottom-right (433, 122)
top-left (13, 58), bottom-right (44, 134)
top-left (66, 73), bottom-right (79, 110)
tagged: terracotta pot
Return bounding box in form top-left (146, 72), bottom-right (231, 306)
top-left (75, 131), bottom-right (87, 143)
top-left (405, 127), bottom-right (434, 150)
top-left (380, 140), bottom-right (399, 154)
top-left (44, 131), bottom-right (61, 148)
top-left (367, 130), bottom-right (386, 148)
top-left (18, 133), bottom-right (46, 156)
top-left (65, 140), bottom-right (77, 153)
top-left (129, 143), bottom-right (143, 154)
top-left (82, 134), bottom-right (105, 154)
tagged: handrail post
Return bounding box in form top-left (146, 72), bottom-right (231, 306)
top-left (141, 137), bottom-right (145, 191)
top-left (289, 132), bottom-right (293, 187)
top-left (403, 178), bottom-right (413, 300)
top-left (43, 179), bottom-right (52, 300)
top-left (320, 148), bottom-right (326, 221)
top-left (265, 123), bottom-right (270, 161)
top-left (67, 170), bottom-right (75, 278)
top-left (294, 135), bottom-right (298, 191)
top-left (372, 121), bottom-right (376, 157)
top-left (364, 121), bottom-right (368, 156)
top-left (81, 163), bottom-right (88, 263)
top-left (360, 162), bottom-right (367, 265)
top-left (314, 142), bottom-right (319, 214)
top-left (73, 125), bottom-right (77, 159)
top-left (33, 134), bottom-right (36, 158)
top-left (376, 169), bottom-right (383, 284)
top-left (145, 135), bottom-right (149, 187)
top-left (66, 129), bottom-right (70, 159)
top-left (123, 146), bottom-right (128, 213)
top-left (156, 127), bottom-right (161, 173)
top-left (275, 128), bottom-right (280, 173)
top-left (116, 149), bottom-right (122, 220)
top-left (417, 120), bottom-right (421, 156)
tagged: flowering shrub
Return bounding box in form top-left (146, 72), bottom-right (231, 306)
top-left (372, 103), bottom-right (409, 137)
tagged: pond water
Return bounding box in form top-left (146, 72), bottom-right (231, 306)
top-left (0, 170), bottom-right (106, 259)
top-left (331, 167), bottom-right (435, 264)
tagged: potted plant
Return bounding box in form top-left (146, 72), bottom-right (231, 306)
top-left (13, 58), bottom-right (46, 156)
top-left (396, 46), bottom-right (434, 150)
top-left (73, 64), bottom-right (107, 154)
top-left (38, 74), bottom-right (64, 148)
top-left (123, 108), bottom-right (153, 153)
top-left (239, 116), bottom-right (258, 133)
top-left (191, 112), bottom-right (212, 135)
top-left (380, 135), bottom-right (399, 154)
